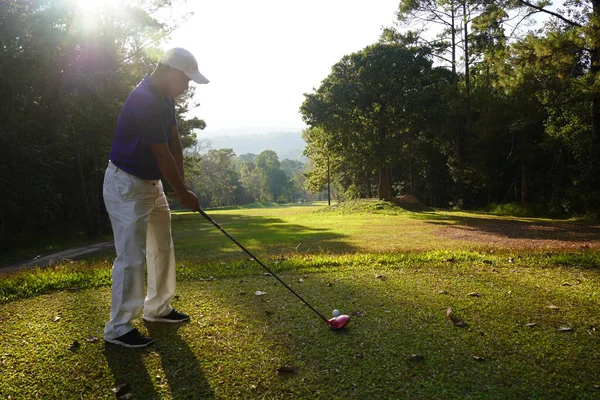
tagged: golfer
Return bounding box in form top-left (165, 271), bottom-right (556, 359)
top-left (103, 48), bottom-right (208, 348)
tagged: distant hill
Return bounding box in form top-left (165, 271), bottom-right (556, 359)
top-left (202, 131), bottom-right (306, 160)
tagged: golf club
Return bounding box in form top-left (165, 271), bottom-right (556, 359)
top-left (196, 208), bottom-right (350, 330)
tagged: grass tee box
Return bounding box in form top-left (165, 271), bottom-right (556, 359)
top-left (1, 201), bottom-right (600, 399)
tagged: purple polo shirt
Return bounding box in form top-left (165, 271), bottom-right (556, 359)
top-left (109, 75), bottom-right (178, 180)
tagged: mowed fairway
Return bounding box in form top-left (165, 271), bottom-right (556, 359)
top-left (1, 201), bottom-right (600, 399)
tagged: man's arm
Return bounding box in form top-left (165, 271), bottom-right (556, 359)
top-left (151, 142), bottom-right (199, 211)
top-left (170, 125), bottom-right (185, 181)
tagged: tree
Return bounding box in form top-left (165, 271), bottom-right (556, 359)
top-left (0, 0), bottom-right (199, 244)
top-left (301, 43), bottom-right (441, 200)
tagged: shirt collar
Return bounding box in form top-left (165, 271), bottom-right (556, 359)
top-left (143, 74), bottom-right (166, 99)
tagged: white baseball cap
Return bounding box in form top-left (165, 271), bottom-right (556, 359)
top-left (159, 47), bottom-right (209, 84)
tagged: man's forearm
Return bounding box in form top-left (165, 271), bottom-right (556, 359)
top-left (155, 151), bottom-right (188, 196)
top-left (171, 127), bottom-right (185, 180)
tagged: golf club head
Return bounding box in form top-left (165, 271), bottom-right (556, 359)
top-left (327, 314), bottom-right (350, 330)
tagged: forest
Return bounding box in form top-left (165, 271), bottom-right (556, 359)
top-left (301, 0), bottom-right (599, 217)
top-left (1, 0), bottom-right (598, 248)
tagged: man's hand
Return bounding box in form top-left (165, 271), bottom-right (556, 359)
top-left (178, 190), bottom-right (199, 211)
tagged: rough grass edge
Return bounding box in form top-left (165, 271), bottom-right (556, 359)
top-left (2, 250), bottom-right (598, 304)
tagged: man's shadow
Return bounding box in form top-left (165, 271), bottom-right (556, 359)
top-left (104, 339), bottom-right (157, 399)
top-left (145, 321), bottom-right (215, 399)
top-left (104, 323), bottom-right (214, 399)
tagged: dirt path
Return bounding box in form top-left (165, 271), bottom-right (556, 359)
top-left (2, 242), bottom-right (114, 274)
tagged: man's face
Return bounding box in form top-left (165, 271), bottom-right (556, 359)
top-left (166, 69), bottom-right (191, 98)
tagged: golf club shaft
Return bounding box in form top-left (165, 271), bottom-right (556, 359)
top-left (197, 208), bottom-right (329, 323)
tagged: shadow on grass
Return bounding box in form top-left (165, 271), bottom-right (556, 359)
top-left (408, 211), bottom-right (600, 244)
top-left (104, 344), bottom-right (158, 399)
top-left (172, 212), bottom-right (358, 259)
top-left (103, 323), bottom-right (214, 399)
top-left (144, 322), bottom-right (215, 399)
top-left (190, 264), bottom-right (600, 398)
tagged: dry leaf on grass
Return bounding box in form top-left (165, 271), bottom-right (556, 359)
top-left (557, 327), bottom-right (574, 332)
top-left (112, 383), bottom-right (132, 399)
top-left (69, 340), bottom-right (80, 350)
top-left (408, 354), bottom-right (424, 362)
top-left (277, 366), bottom-right (298, 374)
top-left (446, 307), bottom-right (467, 327)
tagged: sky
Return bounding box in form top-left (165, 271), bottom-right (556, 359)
top-left (163, 1), bottom-right (401, 137)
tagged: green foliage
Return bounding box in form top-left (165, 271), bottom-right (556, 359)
top-left (0, 0), bottom-right (198, 245)
top-left (300, 0), bottom-right (599, 215)
top-left (301, 42), bottom-right (448, 201)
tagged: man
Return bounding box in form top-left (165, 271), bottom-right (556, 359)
top-left (103, 48), bottom-right (208, 348)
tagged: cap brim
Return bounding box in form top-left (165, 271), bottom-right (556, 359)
top-left (186, 71), bottom-right (209, 84)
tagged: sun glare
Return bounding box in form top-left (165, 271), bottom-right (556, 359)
top-left (73, 0), bottom-right (120, 13)
top-left (72, 0), bottom-right (123, 33)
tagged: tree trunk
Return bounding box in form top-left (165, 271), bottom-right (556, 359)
top-left (364, 170), bottom-right (372, 198)
top-left (521, 164), bottom-right (528, 205)
top-left (591, 0), bottom-right (600, 206)
top-left (408, 131), bottom-right (414, 195)
top-left (451, 2), bottom-right (457, 75)
top-left (378, 166), bottom-right (392, 200)
top-left (461, 0), bottom-right (472, 208)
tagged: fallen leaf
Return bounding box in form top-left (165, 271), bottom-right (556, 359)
top-left (408, 354), bottom-right (424, 362)
top-left (557, 327), bottom-right (574, 332)
top-left (467, 292), bottom-right (481, 297)
top-left (547, 305), bottom-right (560, 310)
top-left (69, 340), bottom-right (80, 350)
top-left (446, 307), bottom-right (467, 327)
top-left (277, 365), bottom-right (298, 374)
top-left (53, 316), bottom-right (61, 322)
top-left (472, 355), bottom-right (485, 361)
top-left (86, 336), bottom-right (99, 343)
top-left (264, 273), bottom-right (272, 276)
top-left (112, 383), bottom-right (132, 399)
top-left (562, 282), bottom-right (572, 286)
top-left (254, 291), bottom-right (267, 296)
top-left (508, 257), bottom-right (514, 263)
top-left (525, 323), bottom-right (537, 327)
top-left (438, 290), bottom-right (449, 295)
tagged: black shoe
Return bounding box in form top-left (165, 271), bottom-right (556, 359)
top-left (143, 309), bottom-right (190, 323)
top-left (105, 328), bottom-right (155, 348)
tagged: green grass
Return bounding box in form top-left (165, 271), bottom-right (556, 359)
top-left (1, 201), bottom-right (600, 399)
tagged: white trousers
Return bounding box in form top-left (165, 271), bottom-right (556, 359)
top-left (103, 161), bottom-right (175, 339)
